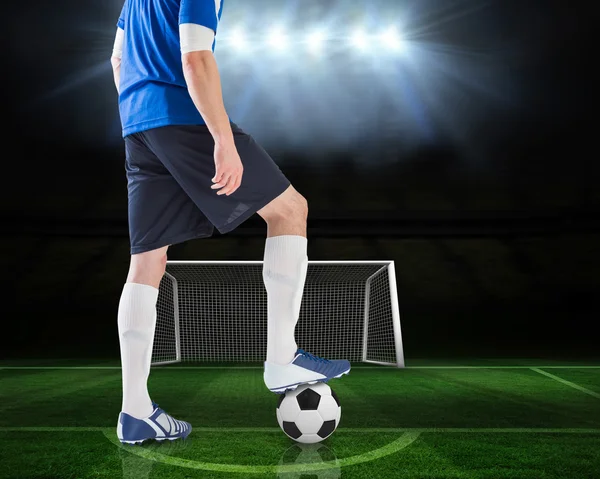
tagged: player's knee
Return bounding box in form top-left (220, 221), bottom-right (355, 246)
top-left (150, 252), bottom-right (168, 277)
top-left (267, 190), bottom-right (308, 224)
top-left (288, 193), bottom-right (308, 224)
top-left (127, 248), bottom-right (168, 287)
top-left (294, 193), bottom-right (309, 221)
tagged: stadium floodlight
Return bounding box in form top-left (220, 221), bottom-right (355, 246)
top-left (307, 30), bottom-right (325, 53)
top-left (152, 261), bottom-right (405, 368)
top-left (228, 28), bottom-right (247, 50)
top-left (379, 26), bottom-right (403, 51)
top-left (268, 27), bottom-right (288, 50)
top-left (350, 29), bottom-right (368, 51)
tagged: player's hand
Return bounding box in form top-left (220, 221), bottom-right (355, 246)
top-left (211, 142), bottom-right (244, 196)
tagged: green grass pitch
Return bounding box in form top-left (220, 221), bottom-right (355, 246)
top-left (1, 360), bottom-right (599, 478)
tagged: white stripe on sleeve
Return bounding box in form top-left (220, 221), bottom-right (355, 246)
top-left (180, 23), bottom-right (215, 54)
top-left (215, 0), bottom-right (222, 22)
top-left (112, 27), bottom-right (124, 59)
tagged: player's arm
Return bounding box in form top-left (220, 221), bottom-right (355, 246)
top-left (180, 27), bottom-right (232, 148)
top-left (111, 27), bottom-right (124, 93)
top-left (180, 23), bottom-right (243, 196)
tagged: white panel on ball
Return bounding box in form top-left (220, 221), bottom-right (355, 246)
top-left (296, 411), bottom-right (324, 435)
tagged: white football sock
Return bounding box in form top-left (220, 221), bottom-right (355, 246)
top-left (263, 235), bottom-right (308, 365)
top-left (118, 282), bottom-right (159, 419)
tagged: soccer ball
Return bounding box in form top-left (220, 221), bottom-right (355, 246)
top-left (276, 383), bottom-right (341, 444)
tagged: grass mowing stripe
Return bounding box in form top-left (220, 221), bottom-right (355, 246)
top-left (2, 366), bottom-right (600, 370)
top-left (0, 427), bottom-right (108, 432)
top-left (1, 427), bottom-right (599, 433)
top-left (404, 366), bottom-right (600, 369)
top-left (530, 368), bottom-right (600, 399)
top-left (102, 430), bottom-right (421, 474)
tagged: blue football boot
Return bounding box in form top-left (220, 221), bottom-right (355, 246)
top-left (117, 402), bottom-right (192, 445)
top-left (264, 348), bottom-right (351, 393)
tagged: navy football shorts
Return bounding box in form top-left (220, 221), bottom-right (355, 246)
top-left (124, 123), bottom-right (291, 254)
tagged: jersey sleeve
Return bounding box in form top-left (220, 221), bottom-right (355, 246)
top-left (179, 0), bottom-right (221, 33)
top-left (117, 1), bottom-right (127, 30)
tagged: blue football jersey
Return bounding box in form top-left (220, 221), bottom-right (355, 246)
top-left (117, 0), bottom-right (224, 137)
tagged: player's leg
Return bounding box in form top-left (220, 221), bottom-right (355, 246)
top-left (258, 189), bottom-right (351, 393)
top-left (119, 246), bottom-right (167, 421)
top-left (257, 186), bottom-right (308, 366)
top-left (117, 246), bottom-right (191, 444)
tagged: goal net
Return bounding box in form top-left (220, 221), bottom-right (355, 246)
top-left (152, 261), bottom-right (404, 367)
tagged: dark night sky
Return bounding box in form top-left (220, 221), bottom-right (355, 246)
top-left (1, 0), bottom-right (598, 359)
top-left (3, 0), bottom-right (596, 155)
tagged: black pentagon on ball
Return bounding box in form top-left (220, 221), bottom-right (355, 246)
top-left (330, 388), bottom-right (340, 407)
top-left (282, 421), bottom-right (303, 439)
top-left (296, 387), bottom-right (321, 410)
top-left (317, 420), bottom-right (336, 438)
top-left (277, 393), bottom-right (285, 409)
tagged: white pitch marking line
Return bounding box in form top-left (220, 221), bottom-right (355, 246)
top-left (1, 366), bottom-right (600, 370)
top-left (1, 427), bottom-right (599, 433)
top-left (530, 368), bottom-right (600, 399)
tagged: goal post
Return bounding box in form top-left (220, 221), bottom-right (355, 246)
top-left (152, 261), bottom-right (404, 367)
top-left (152, 272), bottom-right (181, 366)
